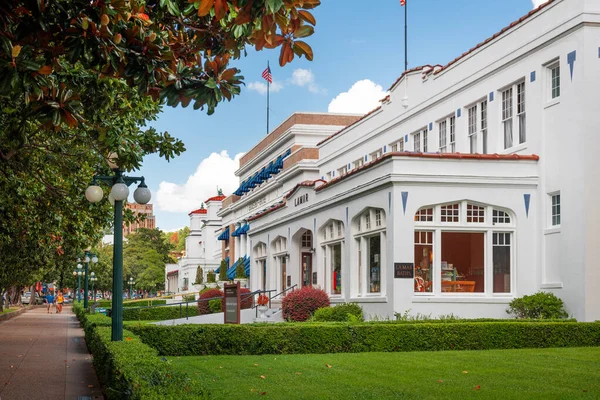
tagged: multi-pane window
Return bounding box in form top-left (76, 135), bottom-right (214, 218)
top-left (551, 193), bottom-right (561, 226)
top-left (375, 210), bottom-right (382, 227)
top-left (414, 207), bottom-right (434, 222)
top-left (493, 232), bottom-right (511, 293)
top-left (331, 243), bottom-right (342, 295)
top-left (517, 82), bottom-right (526, 144)
top-left (449, 116), bottom-right (456, 152)
top-left (423, 128), bottom-right (428, 152)
top-left (301, 231), bottom-right (312, 248)
top-left (502, 87), bottom-right (513, 149)
top-left (414, 231), bottom-right (433, 293)
top-left (370, 149), bottom-right (382, 161)
top-left (466, 204), bottom-right (485, 223)
top-left (391, 143), bottom-right (398, 152)
top-left (365, 212), bottom-right (371, 230)
top-left (368, 235), bottom-right (381, 293)
top-left (338, 166), bottom-right (347, 176)
top-left (413, 131), bottom-right (421, 152)
top-left (438, 120), bottom-right (447, 153)
top-left (357, 218), bottom-right (361, 232)
top-left (337, 222), bottom-right (343, 237)
top-left (440, 204), bottom-right (460, 223)
top-left (550, 63), bottom-right (560, 99)
top-left (492, 209), bottom-right (511, 224)
top-left (353, 158), bottom-right (364, 169)
top-left (328, 225), bottom-right (334, 240)
top-left (468, 105), bottom-right (477, 154)
top-left (480, 100), bottom-right (488, 154)
top-left (399, 138), bottom-right (404, 151)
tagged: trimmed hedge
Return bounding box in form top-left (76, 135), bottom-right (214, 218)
top-left (96, 299), bottom-right (167, 308)
top-left (122, 304), bottom-right (199, 321)
top-left (74, 303), bottom-right (208, 399)
top-left (128, 321), bottom-right (600, 356)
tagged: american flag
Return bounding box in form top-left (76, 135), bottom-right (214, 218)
top-left (262, 66), bottom-right (272, 83)
top-left (400, 0), bottom-right (406, 5)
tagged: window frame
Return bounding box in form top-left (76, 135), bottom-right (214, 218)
top-left (548, 61), bottom-right (560, 100)
top-left (500, 79), bottom-right (526, 151)
top-left (550, 192), bottom-right (561, 227)
top-left (438, 120), bottom-right (447, 153)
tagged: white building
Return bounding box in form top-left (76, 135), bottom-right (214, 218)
top-left (216, 0), bottom-right (600, 321)
top-left (165, 193), bottom-right (226, 294)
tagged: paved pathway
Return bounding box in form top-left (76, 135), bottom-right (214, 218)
top-left (0, 306), bottom-right (102, 400)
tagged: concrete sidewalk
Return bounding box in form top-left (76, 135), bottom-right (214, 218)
top-left (0, 306), bottom-right (102, 400)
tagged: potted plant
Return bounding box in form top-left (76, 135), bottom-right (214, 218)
top-left (193, 266), bottom-right (204, 290)
top-left (206, 271), bottom-right (217, 288)
top-left (218, 259), bottom-right (229, 287)
top-left (257, 294), bottom-right (269, 319)
top-left (233, 258), bottom-right (248, 288)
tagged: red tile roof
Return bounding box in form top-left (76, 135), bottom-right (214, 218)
top-left (248, 201), bottom-right (286, 222)
top-left (318, 0), bottom-right (556, 148)
top-left (315, 152), bottom-right (539, 192)
top-left (188, 207), bottom-right (207, 215)
top-left (206, 195), bottom-right (226, 202)
top-left (284, 179), bottom-right (325, 200)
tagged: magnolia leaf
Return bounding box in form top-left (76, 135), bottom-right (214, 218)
top-left (11, 45), bottom-right (22, 58)
top-left (298, 10), bottom-right (316, 25)
top-left (293, 41), bottom-right (313, 61)
top-left (38, 65), bottom-right (52, 75)
top-left (294, 25), bottom-right (314, 39)
top-left (198, 0), bottom-right (214, 16)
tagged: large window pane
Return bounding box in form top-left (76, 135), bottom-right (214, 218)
top-left (368, 235), bottom-right (381, 293)
top-left (331, 244), bottom-right (342, 295)
top-left (493, 233), bottom-right (511, 293)
top-left (414, 231), bottom-right (433, 292)
top-left (441, 232), bottom-right (484, 293)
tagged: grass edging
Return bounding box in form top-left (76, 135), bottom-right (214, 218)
top-left (73, 303), bottom-right (208, 399)
top-left (127, 321), bottom-right (600, 356)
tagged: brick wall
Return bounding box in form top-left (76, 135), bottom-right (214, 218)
top-left (239, 113), bottom-right (361, 168)
top-left (283, 147), bottom-right (319, 170)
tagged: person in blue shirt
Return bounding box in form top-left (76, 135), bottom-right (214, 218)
top-left (45, 291), bottom-right (55, 314)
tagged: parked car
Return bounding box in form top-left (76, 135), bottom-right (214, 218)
top-left (21, 292), bottom-right (43, 305)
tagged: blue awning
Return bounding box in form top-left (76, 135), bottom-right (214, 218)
top-left (244, 256), bottom-right (250, 277)
top-left (232, 149), bottom-right (292, 197)
top-left (217, 227), bottom-right (230, 241)
top-left (240, 224), bottom-right (250, 235)
top-left (231, 224), bottom-right (245, 237)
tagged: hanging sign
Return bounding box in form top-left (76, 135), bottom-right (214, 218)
top-left (224, 282), bottom-right (241, 324)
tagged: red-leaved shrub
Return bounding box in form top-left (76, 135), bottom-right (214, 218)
top-left (239, 288), bottom-right (253, 309)
top-left (197, 289), bottom-right (223, 314)
top-left (282, 286), bottom-right (330, 322)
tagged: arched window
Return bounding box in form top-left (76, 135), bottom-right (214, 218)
top-left (319, 219), bottom-right (344, 295)
top-left (414, 201), bottom-right (515, 295)
top-left (271, 236), bottom-right (288, 292)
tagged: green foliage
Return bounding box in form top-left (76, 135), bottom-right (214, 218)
top-left (182, 294), bottom-right (196, 303)
top-left (174, 227), bottom-right (190, 252)
top-left (124, 228), bottom-right (172, 292)
top-left (235, 258), bottom-right (247, 279)
top-left (97, 299), bottom-right (167, 308)
top-left (507, 292), bottom-right (569, 319)
top-left (218, 259), bottom-right (228, 282)
top-left (123, 305), bottom-right (199, 321)
top-left (209, 299), bottom-right (222, 314)
top-left (74, 304), bottom-right (207, 399)
top-left (206, 271), bottom-right (216, 283)
top-left (312, 303), bottom-right (364, 322)
top-left (129, 321), bottom-right (600, 357)
top-left (193, 266), bottom-right (203, 285)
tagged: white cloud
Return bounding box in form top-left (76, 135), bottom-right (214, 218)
top-left (155, 150), bottom-right (243, 213)
top-left (247, 80), bottom-right (283, 95)
top-left (290, 68), bottom-right (322, 93)
top-left (531, 0), bottom-right (547, 8)
top-left (327, 79), bottom-right (388, 114)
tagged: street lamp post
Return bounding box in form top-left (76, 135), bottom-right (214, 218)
top-left (83, 251), bottom-right (99, 309)
top-left (90, 272), bottom-right (97, 303)
top-left (128, 277), bottom-right (136, 300)
top-left (73, 263), bottom-right (83, 302)
top-left (85, 164), bottom-right (151, 342)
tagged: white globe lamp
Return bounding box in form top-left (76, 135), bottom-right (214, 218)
top-left (85, 185), bottom-right (104, 203)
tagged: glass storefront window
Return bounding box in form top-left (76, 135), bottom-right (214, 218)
top-left (493, 232), bottom-right (511, 293)
top-left (368, 235), bottom-right (381, 293)
top-left (331, 244), bottom-right (342, 294)
top-left (440, 232), bottom-right (484, 293)
top-left (414, 231), bottom-right (433, 292)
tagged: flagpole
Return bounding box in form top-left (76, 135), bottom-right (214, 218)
top-left (266, 61), bottom-right (270, 135)
top-left (404, 1), bottom-right (408, 71)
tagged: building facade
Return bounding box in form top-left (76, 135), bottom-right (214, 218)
top-left (165, 193), bottom-right (225, 294)
top-left (122, 203), bottom-right (156, 237)
top-left (219, 0), bottom-right (600, 321)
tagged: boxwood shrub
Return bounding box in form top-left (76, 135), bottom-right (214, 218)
top-left (312, 303), bottom-right (364, 322)
top-left (128, 321), bottom-right (600, 357)
top-left (122, 304), bottom-right (199, 321)
top-left (96, 299), bottom-right (167, 308)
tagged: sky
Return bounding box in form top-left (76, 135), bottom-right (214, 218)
top-left (136, 0), bottom-right (546, 232)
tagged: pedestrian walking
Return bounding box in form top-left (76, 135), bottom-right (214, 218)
top-left (45, 290), bottom-right (55, 314)
top-left (56, 291), bottom-right (64, 314)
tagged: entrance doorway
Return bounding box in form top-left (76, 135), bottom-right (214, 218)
top-left (301, 253), bottom-right (312, 287)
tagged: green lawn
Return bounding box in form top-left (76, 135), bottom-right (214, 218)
top-left (168, 347), bottom-right (600, 399)
top-left (0, 307), bottom-right (20, 314)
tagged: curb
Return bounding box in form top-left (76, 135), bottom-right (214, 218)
top-left (0, 305), bottom-right (34, 323)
